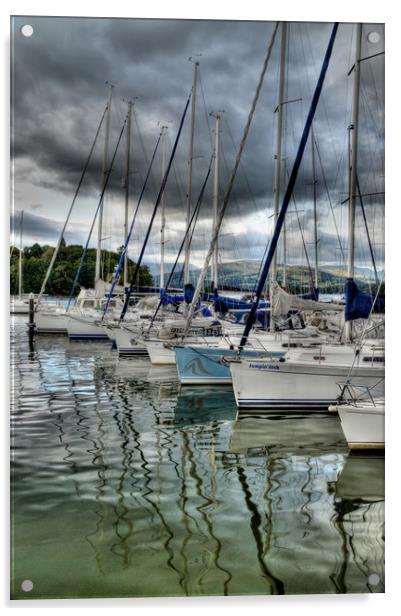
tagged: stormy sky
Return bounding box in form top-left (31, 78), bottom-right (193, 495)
top-left (10, 16), bottom-right (384, 274)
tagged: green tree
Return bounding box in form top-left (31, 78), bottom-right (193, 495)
top-left (10, 241), bottom-right (154, 295)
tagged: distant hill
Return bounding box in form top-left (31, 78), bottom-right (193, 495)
top-left (151, 259), bottom-right (380, 293)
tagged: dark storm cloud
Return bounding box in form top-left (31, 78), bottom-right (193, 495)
top-left (11, 210), bottom-right (61, 243)
top-left (11, 17), bottom-right (384, 267)
top-left (10, 210), bottom-right (87, 245)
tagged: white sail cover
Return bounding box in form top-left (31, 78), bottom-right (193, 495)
top-left (271, 282), bottom-right (343, 316)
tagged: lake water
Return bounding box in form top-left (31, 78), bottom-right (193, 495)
top-left (10, 315), bottom-right (384, 599)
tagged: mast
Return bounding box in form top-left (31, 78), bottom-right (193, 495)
top-left (237, 22), bottom-right (339, 350)
top-left (270, 21), bottom-right (287, 332)
top-left (345, 23), bottom-right (362, 341)
top-left (160, 125), bottom-right (168, 291)
top-left (95, 81), bottom-right (113, 284)
top-left (311, 125), bottom-right (319, 290)
top-left (282, 159), bottom-right (287, 288)
top-left (182, 23), bottom-right (280, 333)
top-left (123, 99), bottom-right (133, 289)
top-left (210, 112), bottom-right (221, 290)
top-left (183, 59), bottom-right (199, 287)
top-left (35, 106), bottom-right (108, 308)
top-left (119, 92), bottom-right (192, 321)
top-left (18, 210), bottom-right (24, 299)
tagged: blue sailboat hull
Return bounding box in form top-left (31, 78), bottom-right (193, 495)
top-left (175, 345), bottom-right (284, 385)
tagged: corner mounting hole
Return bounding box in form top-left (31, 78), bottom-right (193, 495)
top-left (20, 24), bottom-right (34, 38)
top-left (21, 579), bottom-right (33, 592)
top-left (368, 573), bottom-right (380, 586)
top-left (367, 31), bottom-right (380, 44)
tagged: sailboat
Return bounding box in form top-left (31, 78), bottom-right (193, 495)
top-left (10, 211), bottom-right (33, 315)
top-left (229, 23), bottom-right (385, 411)
top-left (34, 85), bottom-right (116, 334)
top-left (329, 382), bottom-right (384, 449)
top-left (172, 22), bottom-right (342, 384)
top-left (109, 65), bottom-right (225, 357)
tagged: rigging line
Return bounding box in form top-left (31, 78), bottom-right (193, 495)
top-left (166, 131), bottom-right (186, 207)
top-left (119, 90), bottom-right (193, 321)
top-left (223, 116), bottom-right (259, 212)
top-left (116, 97), bottom-right (125, 126)
top-left (147, 157), bottom-right (213, 329)
top-left (360, 85), bottom-right (383, 176)
top-left (132, 108), bottom-right (159, 197)
top-left (66, 114), bottom-right (128, 310)
top-left (187, 158), bottom-right (213, 257)
top-left (218, 137), bottom-right (261, 269)
top-left (238, 23), bottom-right (339, 350)
top-left (183, 22), bottom-right (280, 334)
top-left (304, 23), bottom-right (349, 208)
top-left (36, 104), bottom-right (109, 307)
top-left (360, 81), bottom-right (382, 144)
top-left (176, 162), bottom-right (211, 289)
top-left (356, 174), bottom-right (379, 286)
top-left (198, 69), bottom-right (214, 150)
top-left (303, 23), bottom-right (343, 166)
top-left (360, 87), bottom-right (384, 193)
top-left (101, 131), bottom-right (163, 318)
top-left (131, 107), bottom-right (161, 240)
top-left (313, 134), bottom-right (346, 264)
top-left (363, 29), bottom-right (384, 130)
top-left (284, 165), bottom-right (315, 290)
top-left (218, 142), bottom-right (248, 234)
top-left (132, 107), bottom-right (150, 167)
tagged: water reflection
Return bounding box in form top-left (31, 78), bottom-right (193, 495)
top-left (10, 317), bottom-right (384, 599)
top-left (331, 454), bottom-right (385, 593)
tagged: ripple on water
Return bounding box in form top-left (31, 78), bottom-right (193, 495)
top-left (10, 316), bottom-right (384, 598)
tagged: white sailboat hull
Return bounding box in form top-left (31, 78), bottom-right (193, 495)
top-left (10, 298), bottom-right (30, 314)
top-left (145, 340), bottom-right (176, 364)
top-left (35, 310), bottom-right (69, 334)
top-left (114, 326), bottom-right (148, 356)
top-left (230, 349), bottom-right (384, 411)
top-left (334, 401), bottom-right (385, 449)
top-left (66, 315), bottom-right (109, 340)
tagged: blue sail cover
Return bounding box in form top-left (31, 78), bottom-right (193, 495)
top-left (229, 309), bottom-right (270, 328)
top-left (212, 289), bottom-right (269, 314)
top-left (183, 283), bottom-right (211, 316)
top-left (160, 292), bottom-right (184, 306)
top-left (184, 283), bottom-right (195, 304)
top-left (345, 278), bottom-right (385, 321)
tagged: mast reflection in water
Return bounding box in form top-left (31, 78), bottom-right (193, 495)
top-left (11, 317), bottom-right (384, 598)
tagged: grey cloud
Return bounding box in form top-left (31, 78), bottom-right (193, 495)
top-left (11, 17), bottom-right (384, 269)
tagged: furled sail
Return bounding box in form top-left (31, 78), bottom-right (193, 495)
top-left (271, 282), bottom-right (343, 316)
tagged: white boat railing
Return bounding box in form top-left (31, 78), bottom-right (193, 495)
top-left (336, 381), bottom-right (384, 407)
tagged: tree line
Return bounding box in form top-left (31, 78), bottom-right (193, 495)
top-left (10, 240), bottom-right (153, 296)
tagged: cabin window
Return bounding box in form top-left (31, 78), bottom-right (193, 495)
top-left (363, 356), bottom-right (384, 363)
top-left (313, 356), bottom-right (325, 360)
top-left (82, 300), bottom-right (95, 308)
